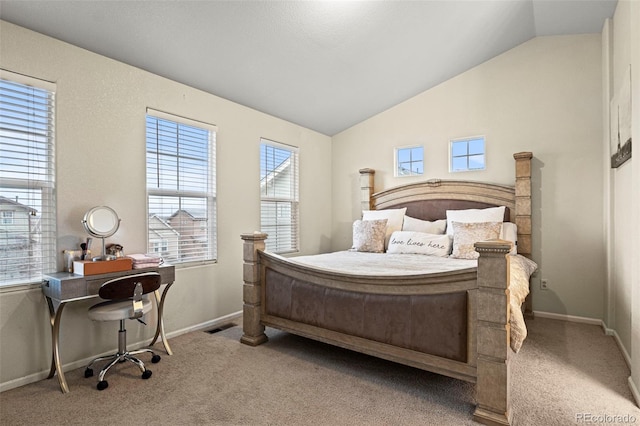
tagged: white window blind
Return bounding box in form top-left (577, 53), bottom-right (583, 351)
top-left (146, 109), bottom-right (216, 264)
top-left (0, 71), bottom-right (56, 286)
top-left (260, 139), bottom-right (299, 254)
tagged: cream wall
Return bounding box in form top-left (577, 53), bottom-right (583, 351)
top-left (331, 34), bottom-right (605, 319)
top-left (632, 0), bottom-right (640, 400)
top-left (0, 21), bottom-right (332, 389)
top-left (631, 0), bottom-right (640, 403)
top-left (605, 0), bottom-right (640, 404)
top-left (608, 0), bottom-right (634, 367)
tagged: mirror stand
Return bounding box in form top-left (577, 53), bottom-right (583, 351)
top-left (93, 237), bottom-right (117, 261)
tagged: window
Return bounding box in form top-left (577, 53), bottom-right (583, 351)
top-left (2, 211), bottom-right (14, 225)
top-left (450, 136), bottom-right (485, 172)
top-left (0, 70), bottom-right (56, 287)
top-left (260, 139), bottom-right (299, 254)
top-left (151, 239), bottom-right (168, 254)
top-left (395, 146), bottom-right (424, 176)
top-left (146, 109), bottom-right (216, 264)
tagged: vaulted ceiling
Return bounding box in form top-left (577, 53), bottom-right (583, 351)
top-left (0, 0), bottom-right (617, 136)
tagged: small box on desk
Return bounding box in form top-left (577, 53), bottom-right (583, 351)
top-left (73, 258), bottom-right (133, 276)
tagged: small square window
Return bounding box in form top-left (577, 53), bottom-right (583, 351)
top-left (2, 211), bottom-right (14, 225)
top-left (450, 137), bottom-right (485, 172)
top-left (395, 146), bottom-right (424, 177)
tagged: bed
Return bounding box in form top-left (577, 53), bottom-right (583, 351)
top-left (240, 152), bottom-right (534, 426)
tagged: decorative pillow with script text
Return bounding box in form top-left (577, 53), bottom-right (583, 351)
top-left (386, 231), bottom-right (452, 257)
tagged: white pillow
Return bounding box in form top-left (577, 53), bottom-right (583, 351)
top-left (450, 221), bottom-right (503, 259)
top-left (402, 215), bottom-right (447, 234)
top-left (352, 219), bottom-right (387, 253)
top-left (445, 206), bottom-right (506, 236)
top-left (362, 208), bottom-right (407, 250)
top-left (387, 231), bottom-right (452, 257)
top-left (500, 222), bottom-right (518, 255)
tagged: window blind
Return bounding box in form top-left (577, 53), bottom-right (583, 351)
top-left (0, 71), bottom-right (56, 286)
top-left (146, 110), bottom-right (216, 264)
top-left (260, 139), bottom-right (299, 253)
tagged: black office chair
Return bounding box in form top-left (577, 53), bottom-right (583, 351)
top-left (84, 272), bottom-right (162, 390)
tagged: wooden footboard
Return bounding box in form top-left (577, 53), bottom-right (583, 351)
top-left (240, 233), bottom-right (513, 426)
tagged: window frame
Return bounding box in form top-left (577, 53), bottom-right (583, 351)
top-left (259, 138), bottom-right (299, 254)
top-left (394, 145), bottom-right (424, 177)
top-left (2, 211), bottom-right (14, 225)
top-left (0, 70), bottom-right (57, 288)
top-left (145, 108), bottom-right (217, 266)
top-left (449, 136), bottom-right (486, 172)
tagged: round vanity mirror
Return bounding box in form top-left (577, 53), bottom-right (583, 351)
top-left (82, 206), bottom-right (121, 261)
top-left (83, 206), bottom-right (120, 238)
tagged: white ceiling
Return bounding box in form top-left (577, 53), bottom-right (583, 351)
top-left (0, 0), bottom-right (617, 136)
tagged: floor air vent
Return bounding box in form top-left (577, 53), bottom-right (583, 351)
top-left (205, 323), bottom-right (236, 334)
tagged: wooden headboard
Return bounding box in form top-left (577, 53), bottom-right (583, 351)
top-left (359, 152), bottom-right (533, 257)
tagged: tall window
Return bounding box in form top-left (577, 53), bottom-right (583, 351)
top-left (260, 139), bottom-right (299, 254)
top-left (146, 109), bottom-right (216, 264)
top-left (450, 136), bottom-right (486, 172)
top-left (0, 71), bottom-right (56, 287)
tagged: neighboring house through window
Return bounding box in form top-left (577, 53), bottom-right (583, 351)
top-left (0, 70), bottom-right (56, 286)
top-left (260, 139), bottom-right (299, 254)
top-left (146, 109), bottom-right (217, 264)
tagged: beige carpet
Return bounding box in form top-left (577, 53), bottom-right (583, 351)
top-left (1, 317), bottom-right (638, 425)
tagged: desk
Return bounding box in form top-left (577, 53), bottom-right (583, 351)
top-left (42, 264), bottom-right (175, 393)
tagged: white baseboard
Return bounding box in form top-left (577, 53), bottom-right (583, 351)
top-left (0, 369), bottom-right (54, 393)
top-left (607, 329), bottom-right (632, 370)
top-left (0, 311), bottom-right (242, 393)
top-left (629, 376), bottom-right (640, 408)
top-left (532, 310), bottom-right (603, 326)
top-left (165, 310), bottom-right (242, 338)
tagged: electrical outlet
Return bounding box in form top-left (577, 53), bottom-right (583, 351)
top-left (540, 278), bottom-right (549, 290)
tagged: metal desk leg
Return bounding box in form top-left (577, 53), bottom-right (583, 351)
top-left (149, 282), bottom-right (173, 355)
top-left (45, 297), bottom-right (69, 393)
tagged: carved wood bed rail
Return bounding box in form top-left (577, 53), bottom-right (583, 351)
top-left (241, 152), bottom-right (533, 426)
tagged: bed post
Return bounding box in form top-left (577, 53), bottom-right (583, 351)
top-left (513, 152), bottom-right (533, 257)
top-left (359, 168), bottom-right (375, 211)
top-left (473, 239), bottom-right (513, 426)
top-left (513, 151), bottom-right (533, 317)
top-left (240, 232), bottom-right (269, 346)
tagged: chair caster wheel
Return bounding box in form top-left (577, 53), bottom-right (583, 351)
top-left (142, 370), bottom-right (152, 379)
top-left (151, 355), bottom-right (161, 363)
top-left (97, 380), bottom-right (108, 391)
top-left (84, 368), bottom-right (93, 378)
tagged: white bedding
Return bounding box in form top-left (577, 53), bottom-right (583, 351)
top-left (289, 251), bottom-right (537, 353)
top-left (290, 251), bottom-right (477, 275)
